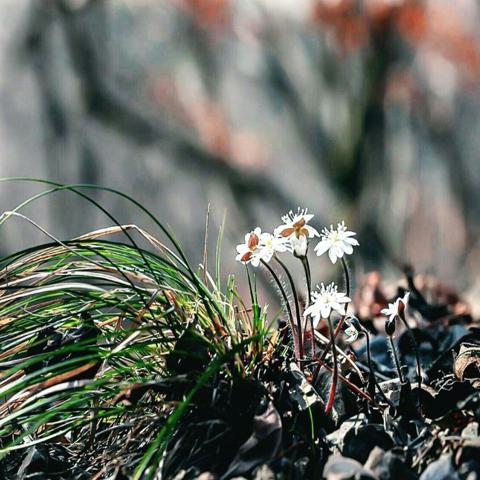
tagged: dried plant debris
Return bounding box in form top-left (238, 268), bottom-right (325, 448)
top-left (454, 343), bottom-right (480, 385)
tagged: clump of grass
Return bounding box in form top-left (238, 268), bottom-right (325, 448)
top-left (0, 179), bottom-right (275, 479)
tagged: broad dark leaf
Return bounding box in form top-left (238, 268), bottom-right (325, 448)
top-left (221, 401), bottom-right (282, 479)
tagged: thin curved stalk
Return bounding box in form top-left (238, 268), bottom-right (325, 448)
top-left (330, 257), bottom-right (351, 339)
top-left (398, 312), bottom-right (422, 393)
top-left (362, 327), bottom-right (394, 408)
top-left (301, 256), bottom-right (312, 305)
top-left (301, 256), bottom-right (315, 358)
top-left (260, 260), bottom-right (299, 360)
top-left (274, 256), bottom-right (303, 360)
top-left (389, 335), bottom-right (404, 384)
top-left (341, 257), bottom-right (351, 298)
top-left (313, 258), bottom-right (352, 380)
top-left (325, 314), bottom-right (338, 414)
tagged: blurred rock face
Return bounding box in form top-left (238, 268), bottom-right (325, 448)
top-left (0, 0), bottom-right (479, 290)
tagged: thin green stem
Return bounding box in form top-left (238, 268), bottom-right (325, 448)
top-left (307, 405), bottom-right (315, 448)
top-left (275, 256), bottom-right (303, 360)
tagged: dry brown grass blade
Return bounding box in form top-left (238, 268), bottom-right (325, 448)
top-left (75, 224), bottom-right (185, 265)
top-left (0, 362), bottom-right (98, 416)
top-left (0, 340), bottom-right (30, 361)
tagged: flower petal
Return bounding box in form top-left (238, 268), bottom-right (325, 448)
top-left (331, 302), bottom-right (346, 315)
top-left (236, 244), bottom-right (246, 254)
top-left (401, 292), bottom-right (410, 306)
top-left (304, 225), bottom-right (320, 238)
top-left (344, 237), bottom-right (359, 246)
top-left (248, 232), bottom-right (260, 249)
top-left (328, 247), bottom-right (337, 264)
top-left (293, 217), bottom-right (306, 228)
top-left (334, 244), bottom-right (344, 258)
top-left (280, 227), bottom-right (295, 238)
top-left (314, 240), bottom-right (331, 256)
top-left (250, 255), bottom-right (260, 267)
top-left (261, 249), bottom-right (273, 263)
top-left (321, 304), bottom-right (331, 318)
top-left (274, 225), bottom-right (289, 236)
top-left (312, 314), bottom-right (321, 328)
top-left (236, 250), bottom-right (252, 263)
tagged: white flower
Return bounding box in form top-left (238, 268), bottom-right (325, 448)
top-left (255, 232), bottom-right (290, 263)
top-left (274, 208), bottom-right (319, 256)
top-left (314, 221), bottom-right (359, 264)
top-left (303, 282), bottom-right (351, 327)
top-left (381, 292), bottom-right (410, 322)
top-left (236, 228), bottom-right (262, 267)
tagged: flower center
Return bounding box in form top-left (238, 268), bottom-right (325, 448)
top-left (293, 218), bottom-right (309, 238)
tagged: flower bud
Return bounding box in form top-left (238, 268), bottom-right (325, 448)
top-left (385, 318), bottom-right (396, 336)
top-left (291, 235), bottom-right (308, 257)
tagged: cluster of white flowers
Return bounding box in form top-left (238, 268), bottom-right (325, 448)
top-left (236, 208), bottom-right (359, 269)
top-left (236, 208), bottom-right (361, 323)
top-left (235, 228), bottom-right (290, 267)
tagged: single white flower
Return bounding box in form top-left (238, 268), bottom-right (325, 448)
top-left (303, 282), bottom-right (351, 327)
top-left (274, 208), bottom-right (319, 257)
top-left (236, 228), bottom-right (262, 267)
top-left (314, 221), bottom-right (359, 264)
top-left (255, 232), bottom-right (290, 263)
top-left (381, 292), bottom-right (410, 323)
